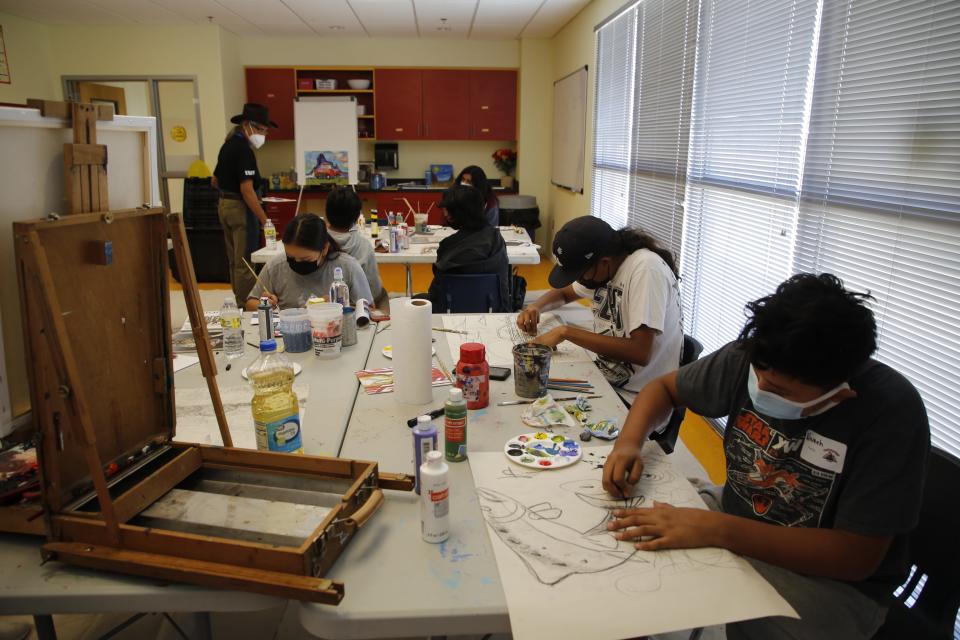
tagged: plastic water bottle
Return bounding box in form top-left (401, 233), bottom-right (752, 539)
top-left (420, 450), bottom-right (449, 543)
top-left (329, 266), bottom-right (350, 306)
top-left (412, 415), bottom-right (438, 495)
top-left (220, 297), bottom-right (244, 359)
top-left (264, 219), bottom-right (278, 250)
top-left (249, 339), bottom-right (302, 454)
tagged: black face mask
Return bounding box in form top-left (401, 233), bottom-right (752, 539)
top-left (287, 257), bottom-right (320, 275)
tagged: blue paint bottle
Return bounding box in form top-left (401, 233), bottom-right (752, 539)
top-left (412, 415), bottom-right (438, 494)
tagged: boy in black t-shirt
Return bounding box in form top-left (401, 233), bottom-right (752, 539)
top-left (603, 273), bottom-right (929, 639)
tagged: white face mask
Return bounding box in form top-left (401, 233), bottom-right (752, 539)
top-left (245, 123), bottom-right (266, 149)
top-left (747, 365), bottom-right (850, 420)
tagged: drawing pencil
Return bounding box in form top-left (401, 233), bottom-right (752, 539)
top-left (548, 377), bottom-right (589, 383)
top-left (498, 395), bottom-right (602, 406)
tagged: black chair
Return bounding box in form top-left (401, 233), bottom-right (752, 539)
top-left (433, 273), bottom-right (505, 313)
top-left (873, 447), bottom-right (960, 639)
top-left (649, 334), bottom-right (704, 454)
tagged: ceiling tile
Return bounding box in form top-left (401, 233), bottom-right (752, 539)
top-left (217, 0), bottom-right (314, 34)
top-left (0, 0), bottom-right (134, 24)
top-left (150, 0), bottom-right (262, 33)
top-left (521, 0), bottom-right (589, 37)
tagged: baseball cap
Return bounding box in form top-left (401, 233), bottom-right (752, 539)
top-left (548, 216), bottom-right (618, 288)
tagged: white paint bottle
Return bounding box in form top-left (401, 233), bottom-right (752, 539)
top-left (419, 450), bottom-right (450, 543)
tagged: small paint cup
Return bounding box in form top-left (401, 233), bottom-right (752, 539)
top-left (341, 307), bottom-right (357, 347)
top-left (512, 343), bottom-right (552, 398)
top-left (279, 308), bottom-right (311, 353)
top-left (414, 213), bottom-right (428, 234)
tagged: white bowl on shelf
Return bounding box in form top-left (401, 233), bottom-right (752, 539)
top-left (347, 79), bottom-right (371, 90)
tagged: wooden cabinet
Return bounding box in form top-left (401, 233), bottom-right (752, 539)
top-left (263, 197), bottom-right (298, 236)
top-left (374, 69), bottom-right (422, 140)
top-left (422, 70), bottom-right (470, 140)
top-left (244, 68), bottom-right (296, 140)
top-left (469, 70), bottom-right (517, 140)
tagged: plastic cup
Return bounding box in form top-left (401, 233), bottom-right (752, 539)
top-left (279, 308), bottom-right (312, 353)
top-left (308, 303), bottom-right (343, 359)
top-left (414, 213), bottom-right (429, 234)
top-left (512, 343), bottom-right (552, 398)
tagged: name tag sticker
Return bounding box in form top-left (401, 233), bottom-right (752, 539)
top-left (244, 170), bottom-right (256, 176)
top-left (800, 430), bottom-right (847, 473)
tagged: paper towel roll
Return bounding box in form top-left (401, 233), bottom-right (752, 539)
top-left (355, 298), bottom-right (371, 328)
top-left (393, 298), bottom-right (433, 405)
top-left (389, 296), bottom-right (411, 322)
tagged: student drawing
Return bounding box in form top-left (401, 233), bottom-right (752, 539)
top-left (440, 313), bottom-right (591, 366)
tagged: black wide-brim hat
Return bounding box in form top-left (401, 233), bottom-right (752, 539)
top-left (230, 103), bottom-right (278, 128)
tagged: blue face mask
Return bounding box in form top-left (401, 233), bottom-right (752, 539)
top-left (747, 365), bottom-right (849, 420)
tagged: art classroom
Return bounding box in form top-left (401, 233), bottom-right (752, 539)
top-left (0, 0), bottom-right (957, 639)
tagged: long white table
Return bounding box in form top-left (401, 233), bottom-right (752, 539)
top-left (251, 225), bottom-right (541, 296)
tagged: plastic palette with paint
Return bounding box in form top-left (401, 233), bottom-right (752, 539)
top-left (504, 432), bottom-right (582, 469)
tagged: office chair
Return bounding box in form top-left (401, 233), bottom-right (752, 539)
top-left (873, 447), bottom-right (960, 639)
top-left (433, 273), bottom-right (506, 313)
top-left (650, 334), bottom-right (704, 454)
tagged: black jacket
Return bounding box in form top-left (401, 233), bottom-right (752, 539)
top-left (427, 226), bottom-right (511, 312)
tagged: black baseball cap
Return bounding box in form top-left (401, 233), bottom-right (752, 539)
top-left (548, 216), bottom-right (619, 288)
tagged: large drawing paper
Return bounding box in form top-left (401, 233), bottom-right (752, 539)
top-left (470, 444), bottom-right (797, 639)
top-left (440, 313), bottom-right (593, 367)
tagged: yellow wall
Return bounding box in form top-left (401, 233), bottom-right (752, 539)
top-left (517, 38), bottom-right (555, 245)
top-left (0, 12), bottom-right (57, 104)
top-left (549, 0), bottom-right (625, 235)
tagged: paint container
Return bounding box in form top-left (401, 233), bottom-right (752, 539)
top-left (278, 308), bottom-right (311, 353)
top-left (444, 387), bottom-right (467, 462)
top-left (512, 343), bottom-right (552, 398)
top-left (341, 307), bottom-right (357, 347)
top-left (412, 415), bottom-right (438, 495)
top-left (455, 343), bottom-right (489, 409)
top-left (308, 302), bottom-right (343, 359)
top-left (420, 450), bottom-right (449, 543)
top-left (257, 297), bottom-right (273, 343)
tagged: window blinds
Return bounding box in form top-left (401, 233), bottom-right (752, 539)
top-left (592, 6), bottom-right (637, 230)
top-left (680, 0), bottom-right (822, 356)
top-left (795, 0), bottom-right (960, 455)
top-left (592, 0), bottom-right (698, 256)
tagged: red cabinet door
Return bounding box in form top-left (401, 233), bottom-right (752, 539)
top-left (469, 70), bottom-right (517, 140)
top-left (375, 69), bottom-right (422, 140)
top-left (264, 197), bottom-right (298, 236)
top-left (245, 68), bottom-right (296, 140)
top-left (422, 70), bottom-right (470, 140)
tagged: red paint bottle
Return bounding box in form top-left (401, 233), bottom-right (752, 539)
top-left (455, 343), bottom-right (489, 409)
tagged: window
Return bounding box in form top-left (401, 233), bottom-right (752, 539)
top-left (680, 0), bottom-right (822, 356)
top-left (592, 0), bottom-right (698, 256)
top-left (795, 0), bottom-right (960, 455)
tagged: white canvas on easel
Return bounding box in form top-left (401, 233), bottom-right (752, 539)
top-left (293, 97), bottom-right (359, 187)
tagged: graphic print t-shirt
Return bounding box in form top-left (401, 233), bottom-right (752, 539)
top-left (571, 249), bottom-right (683, 400)
top-left (676, 342), bottom-right (929, 597)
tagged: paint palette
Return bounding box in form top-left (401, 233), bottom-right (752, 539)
top-left (504, 432), bottom-right (582, 470)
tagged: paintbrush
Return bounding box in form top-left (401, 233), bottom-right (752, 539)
top-left (401, 197), bottom-right (418, 218)
top-left (548, 377), bottom-right (589, 383)
top-left (425, 202), bottom-right (435, 216)
top-left (498, 395), bottom-right (602, 406)
top-left (434, 353), bottom-right (453, 383)
top-left (432, 327), bottom-right (469, 335)
top-left (241, 257), bottom-right (274, 297)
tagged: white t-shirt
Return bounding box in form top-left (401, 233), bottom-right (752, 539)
top-left (572, 248), bottom-right (684, 403)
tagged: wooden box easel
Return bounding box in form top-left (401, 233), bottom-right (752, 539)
top-left (13, 207), bottom-right (412, 603)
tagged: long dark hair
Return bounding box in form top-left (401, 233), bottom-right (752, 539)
top-left (615, 228), bottom-right (678, 277)
top-left (225, 125), bottom-right (242, 142)
top-left (457, 165), bottom-right (498, 209)
top-left (282, 213), bottom-right (340, 256)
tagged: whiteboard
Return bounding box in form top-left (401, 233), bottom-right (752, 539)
top-left (551, 65), bottom-right (588, 193)
top-left (294, 97), bottom-right (359, 187)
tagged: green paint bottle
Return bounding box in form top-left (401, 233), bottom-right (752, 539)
top-left (444, 387), bottom-right (467, 462)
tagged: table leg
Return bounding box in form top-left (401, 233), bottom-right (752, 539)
top-left (33, 615), bottom-right (56, 640)
top-left (405, 264), bottom-right (413, 297)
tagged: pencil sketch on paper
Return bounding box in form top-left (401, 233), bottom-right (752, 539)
top-left (440, 313), bottom-right (591, 366)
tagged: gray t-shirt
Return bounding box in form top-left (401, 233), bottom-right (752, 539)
top-left (676, 341), bottom-right (929, 598)
top-left (247, 252), bottom-right (373, 309)
top-left (329, 226), bottom-right (387, 307)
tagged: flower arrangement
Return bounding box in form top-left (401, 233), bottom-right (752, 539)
top-left (492, 148), bottom-right (517, 176)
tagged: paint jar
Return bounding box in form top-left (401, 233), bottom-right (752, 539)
top-left (414, 213), bottom-right (428, 234)
top-left (512, 343), bottom-right (552, 398)
top-left (341, 306), bottom-right (358, 347)
top-left (308, 302), bottom-right (343, 359)
top-left (278, 308), bottom-right (311, 353)
top-left (455, 343), bottom-right (489, 409)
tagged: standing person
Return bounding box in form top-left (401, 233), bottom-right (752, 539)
top-left (214, 103), bottom-right (275, 306)
top-left (456, 165), bottom-right (499, 226)
top-left (325, 185), bottom-right (387, 307)
top-left (602, 274), bottom-right (929, 640)
top-left (244, 213), bottom-right (372, 311)
top-left (420, 185), bottom-right (510, 311)
top-left (518, 216), bottom-right (683, 407)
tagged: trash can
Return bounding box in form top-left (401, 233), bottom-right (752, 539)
top-left (498, 195), bottom-right (541, 244)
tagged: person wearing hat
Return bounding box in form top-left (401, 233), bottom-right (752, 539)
top-left (214, 103), bottom-right (277, 305)
top-left (517, 216), bottom-right (683, 405)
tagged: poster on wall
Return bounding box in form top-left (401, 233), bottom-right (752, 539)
top-left (0, 26), bottom-right (11, 84)
top-left (304, 150), bottom-right (349, 186)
